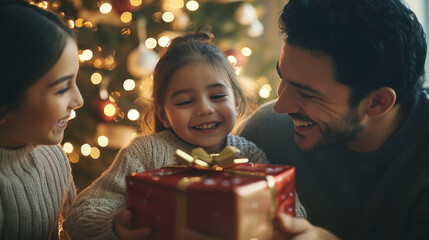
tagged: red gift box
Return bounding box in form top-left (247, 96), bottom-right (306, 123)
top-left (126, 163), bottom-right (295, 240)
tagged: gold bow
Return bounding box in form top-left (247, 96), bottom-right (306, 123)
top-left (174, 146), bottom-right (248, 171)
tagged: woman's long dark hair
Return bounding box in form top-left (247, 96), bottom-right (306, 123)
top-left (0, 1), bottom-right (75, 118)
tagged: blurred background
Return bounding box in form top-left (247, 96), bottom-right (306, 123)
top-left (27, 0), bottom-right (428, 192)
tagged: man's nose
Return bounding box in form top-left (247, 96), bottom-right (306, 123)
top-left (274, 81), bottom-right (300, 114)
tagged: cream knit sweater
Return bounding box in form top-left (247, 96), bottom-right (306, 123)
top-left (64, 130), bottom-right (305, 239)
top-left (0, 144), bottom-right (76, 240)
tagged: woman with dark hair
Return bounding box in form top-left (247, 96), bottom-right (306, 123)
top-left (0, 1), bottom-right (83, 239)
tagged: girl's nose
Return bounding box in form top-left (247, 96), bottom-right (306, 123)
top-left (274, 80), bottom-right (300, 114)
top-left (196, 98), bottom-right (215, 116)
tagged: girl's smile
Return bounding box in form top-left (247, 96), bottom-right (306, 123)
top-left (162, 62), bottom-right (237, 153)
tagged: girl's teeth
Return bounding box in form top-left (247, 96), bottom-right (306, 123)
top-left (195, 123), bottom-right (217, 129)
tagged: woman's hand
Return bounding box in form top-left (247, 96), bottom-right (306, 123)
top-left (113, 207), bottom-right (151, 240)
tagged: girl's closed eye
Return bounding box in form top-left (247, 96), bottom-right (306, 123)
top-left (176, 99), bottom-right (193, 106)
top-left (211, 94), bottom-right (227, 100)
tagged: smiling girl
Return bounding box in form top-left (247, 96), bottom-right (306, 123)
top-left (64, 31), bottom-right (306, 239)
top-left (0, 1), bottom-right (83, 239)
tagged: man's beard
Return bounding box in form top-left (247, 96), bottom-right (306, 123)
top-left (297, 108), bottom-right (363, 152)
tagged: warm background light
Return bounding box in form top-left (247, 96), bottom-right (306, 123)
top-left (99, 3), bottom-right (112, 14)
top-left (97, 136), bottom-right (109, 147)
top-left (186, 0), bottom-right (199, 11)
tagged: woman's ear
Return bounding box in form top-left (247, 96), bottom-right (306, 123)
top-left (364, 87), bottom-right (397, 118)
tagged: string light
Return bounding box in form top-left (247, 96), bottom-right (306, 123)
top-left (186, 0), bottom-right (199, 11)
top-left (145, 38), bottom-right (157, 49)
top-left (259, 88), bottom-right (270, 98)
top-left (81, 49), bottom-right (93, 61)
top-left (68, 20), bottom-right (75, 29)
top-left (162, 12), bottom-right (175, 23)
top-left (97, 136), bottom-right (109, 147)
top-left (123, 79), bottom-right (136, 91)
top-left (81, 144), bottom-right (91, 156)
top-left (75, 18), bottom-right (84, 28)
top-left (37, 1), bottom-right (48, 9)
top-left (158, 36), bottom-right (171, 47)
top-left (241, 47), bottom-right (252, 57)
top-left (99, 3), bottom-right (112, 14)
top-left (259, 84), bottom-right (272, 98)
top-left (68, 152), bottom-right (79, 163)
top-left (121, 12), bottom-right (133, 23)
top-left (63, 142), bottom-right (73, 154)
top-left (261, 83), bottom-right (272, 92)
top-left (90, 147), bottom-right (101, 159)
top-left (91, 72), bottom-right (103, 85)
top-left (127, 109), bottom-right (140, 121)
top-left (227, 55), bottom-right (238, 66)
top-left (104, 104), bottom-right (117, 117)
top-left (130, 0), bottom-right (143, 7)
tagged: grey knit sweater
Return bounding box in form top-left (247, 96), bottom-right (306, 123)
top-left (0, 144), bottom-right (76, 240)
top-left (64, 130), bottom-right (305, 239)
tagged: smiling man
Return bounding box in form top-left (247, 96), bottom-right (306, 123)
top-left (240, 0), bottom-right (429, 239)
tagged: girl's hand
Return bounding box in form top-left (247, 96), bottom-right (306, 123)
top-left (113, 207), bottom-right (151, 240)
top-left (276, 212), bottom-right (341, 240)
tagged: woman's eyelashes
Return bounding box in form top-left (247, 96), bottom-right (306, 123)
top-left (56, 86), bottom-right (70, 95)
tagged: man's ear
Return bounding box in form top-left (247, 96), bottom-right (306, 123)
top-left (364, 87), bottom-right (397, 118)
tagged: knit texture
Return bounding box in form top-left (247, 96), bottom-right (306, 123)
top-left (0, 144), bottom-right (76, 240)
top-left (64, 130), bottom-right (305, 239)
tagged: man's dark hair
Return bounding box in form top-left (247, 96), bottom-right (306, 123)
top-left (279, 0), bottom-right (427, 106)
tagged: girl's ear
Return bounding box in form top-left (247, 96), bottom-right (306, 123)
top-left (156, 108), bottom-right (171, 128)
top-left (364, 87), bottom-right (397, 118)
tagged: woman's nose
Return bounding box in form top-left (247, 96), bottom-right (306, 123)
top-left (70, 85), bottom-right (84, 110)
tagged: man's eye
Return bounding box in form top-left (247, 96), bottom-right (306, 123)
top-left (176, 99), bottom-right (192, 106)
top-left (56, 87), bottom-right (70, 95)
top-left (299, 91), bottom-right (315, 99)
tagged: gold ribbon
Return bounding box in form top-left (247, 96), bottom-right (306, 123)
top-left (174, 146), bottom-right (249, 171)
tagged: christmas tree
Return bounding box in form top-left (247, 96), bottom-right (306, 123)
top-left (31, 0), bottom-right (283, 191)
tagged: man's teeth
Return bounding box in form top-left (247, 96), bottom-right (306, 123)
top-left (293, 119), bottom-right (313, 127)
top-left (195, 123), bottom-right (217, 129)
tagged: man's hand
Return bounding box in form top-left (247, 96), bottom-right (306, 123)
top-left (277, 212), bottom-right (341, 240)
top-left (113, 207), bottom-right (151, 240)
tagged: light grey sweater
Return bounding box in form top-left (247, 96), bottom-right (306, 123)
top-left (64, 130), bottom-right (305, 240)
top-left (0, 144), bottom-right (76, 240)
